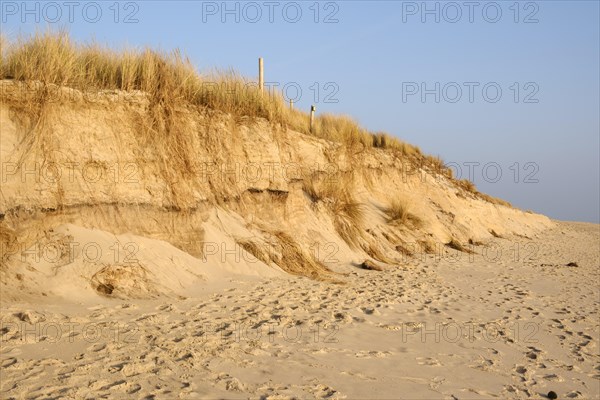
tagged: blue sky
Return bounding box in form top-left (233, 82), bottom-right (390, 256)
top-left (2, 1), bottom-right (599, 222)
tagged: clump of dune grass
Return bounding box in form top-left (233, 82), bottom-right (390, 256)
top-left (478, 193), bottom-right (512, 207)
top-left (236, 238), bottom-right (273, 266)
top-left (237, 233), bottom-right (336, 281)
top-left (489, 229), bottom-right (503, 238)
top-left (385, 199), bottom-right (423, 228)
top-left (418, 240), bottom-right (437, 254)
top-left (395, 242), bottom-right (414, 257)
top-left (361, 242), bottom-right (395, 264)
top-left (457, 179), bottom-right (477, 193)
top-left (0, 225), bottom-right (18, 266)
top-left (273, 231), bottom-right (335, 281)
top-left (331, 193), bottom-right (365, 249)
top-left (445, 239), bottom-right (473, 253)
top-left (302, 173), bottom-right (365, 248)
top-left (302, 174), bottom-right (323, 204)
top-left (310, 114), bottom-right (371, 147)
top-left (455, 177), bottom-right (512, 207)
top-left (427, 155), bottom-right (452, 177)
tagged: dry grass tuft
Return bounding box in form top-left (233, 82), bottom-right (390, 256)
top-left (385, 199), bottom-right (423, 228)
top-left (310, 114), bottom-right (372, 149)
top-left (418, 240), bottom-right (437, 254)
top-left (236, 233), bottom-right (336, 281)
top-left (361, 242), bottom-right (395, 264)
top-left (454, 178), bottom-right (512, 207)
top-left (445, 239), bottom-right (473, 253)
top-left (302, 174), bottom-right (324, 204)
top-left (331, 196), bottom-right (365, 249)
top-left (395, 243), bottom-right (414, 257)
top-left (489, 229), bottom-right (503, 238)
top-left (0, 225), bottom-right (18, 266)
top-left (478, 193), bottom-right (512, 207)
top-left (303, 173), bottom-right (365, 249)
top-left (272, 231), bottom-right (334, 281)
top-left (457, 179), bottom-right (477, 193)
top-left (428, 155), bottom-right (452, 177)
top-left (236, 238), bottom-right (273, 266)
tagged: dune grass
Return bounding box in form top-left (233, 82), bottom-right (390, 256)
top-left (0, 31), bottom-right (285, 121)
top-left (273, 231), bottom-right (335, 281)
top-left (302, 173), bottom-right (365, 248)
top-left (385, 199), bottom-right (423, 228)
top-left (236, 238), bottom-right (273, 266)
top-left (0, 31), bottom-right (427, 155)
top-left (0, 30), bottom-right (511, 207)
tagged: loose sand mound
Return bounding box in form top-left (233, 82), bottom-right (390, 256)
top-left (1, 221), bottom-right (283, 302)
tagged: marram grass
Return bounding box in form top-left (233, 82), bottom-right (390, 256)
top-left (0, 30), bottom-right (509, 206)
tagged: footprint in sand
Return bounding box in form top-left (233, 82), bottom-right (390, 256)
top-left (526, 350), bottom-right (540, 360)
top-left (515, 365), bottom-right (527, 374)
top-left (309, 383), bottom-right (339, 399)
top-left (356, 350), bottom-right (391, 358)
top-left (1, 357), bottom-right (17, 368)
top-left (90, 343), bottom-right (107, 352)
top-left (416, 356), bottom-right (442, 366)
top-left (126, 382), bottom-right (142, 394)
top-left (542, 373), bottom-right (563, 382)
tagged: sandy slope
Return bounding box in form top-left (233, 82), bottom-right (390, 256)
top-left (1, 220), bottom-right (597, 399)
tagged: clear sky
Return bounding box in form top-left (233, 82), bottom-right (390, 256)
top-left (2, 1), bottom-right (599, 222)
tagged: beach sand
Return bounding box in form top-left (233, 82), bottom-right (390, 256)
top-left (1, 220), bottom-right (598, 399)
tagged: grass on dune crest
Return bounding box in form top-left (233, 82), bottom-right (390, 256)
top-left (0, 31), bottom-right (424, 155)
top-left (0, 31), bottom-right (510, 207)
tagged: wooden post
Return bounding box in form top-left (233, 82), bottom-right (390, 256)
top-left (258, 57), bottom-right (264, 94)
top-left (289, 99), bottom-right (294, 109)
top-left (310, 105), bottom-right (316, 132)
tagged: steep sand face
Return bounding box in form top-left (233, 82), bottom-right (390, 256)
top-left (0, 80), bottom-right (554, 301)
